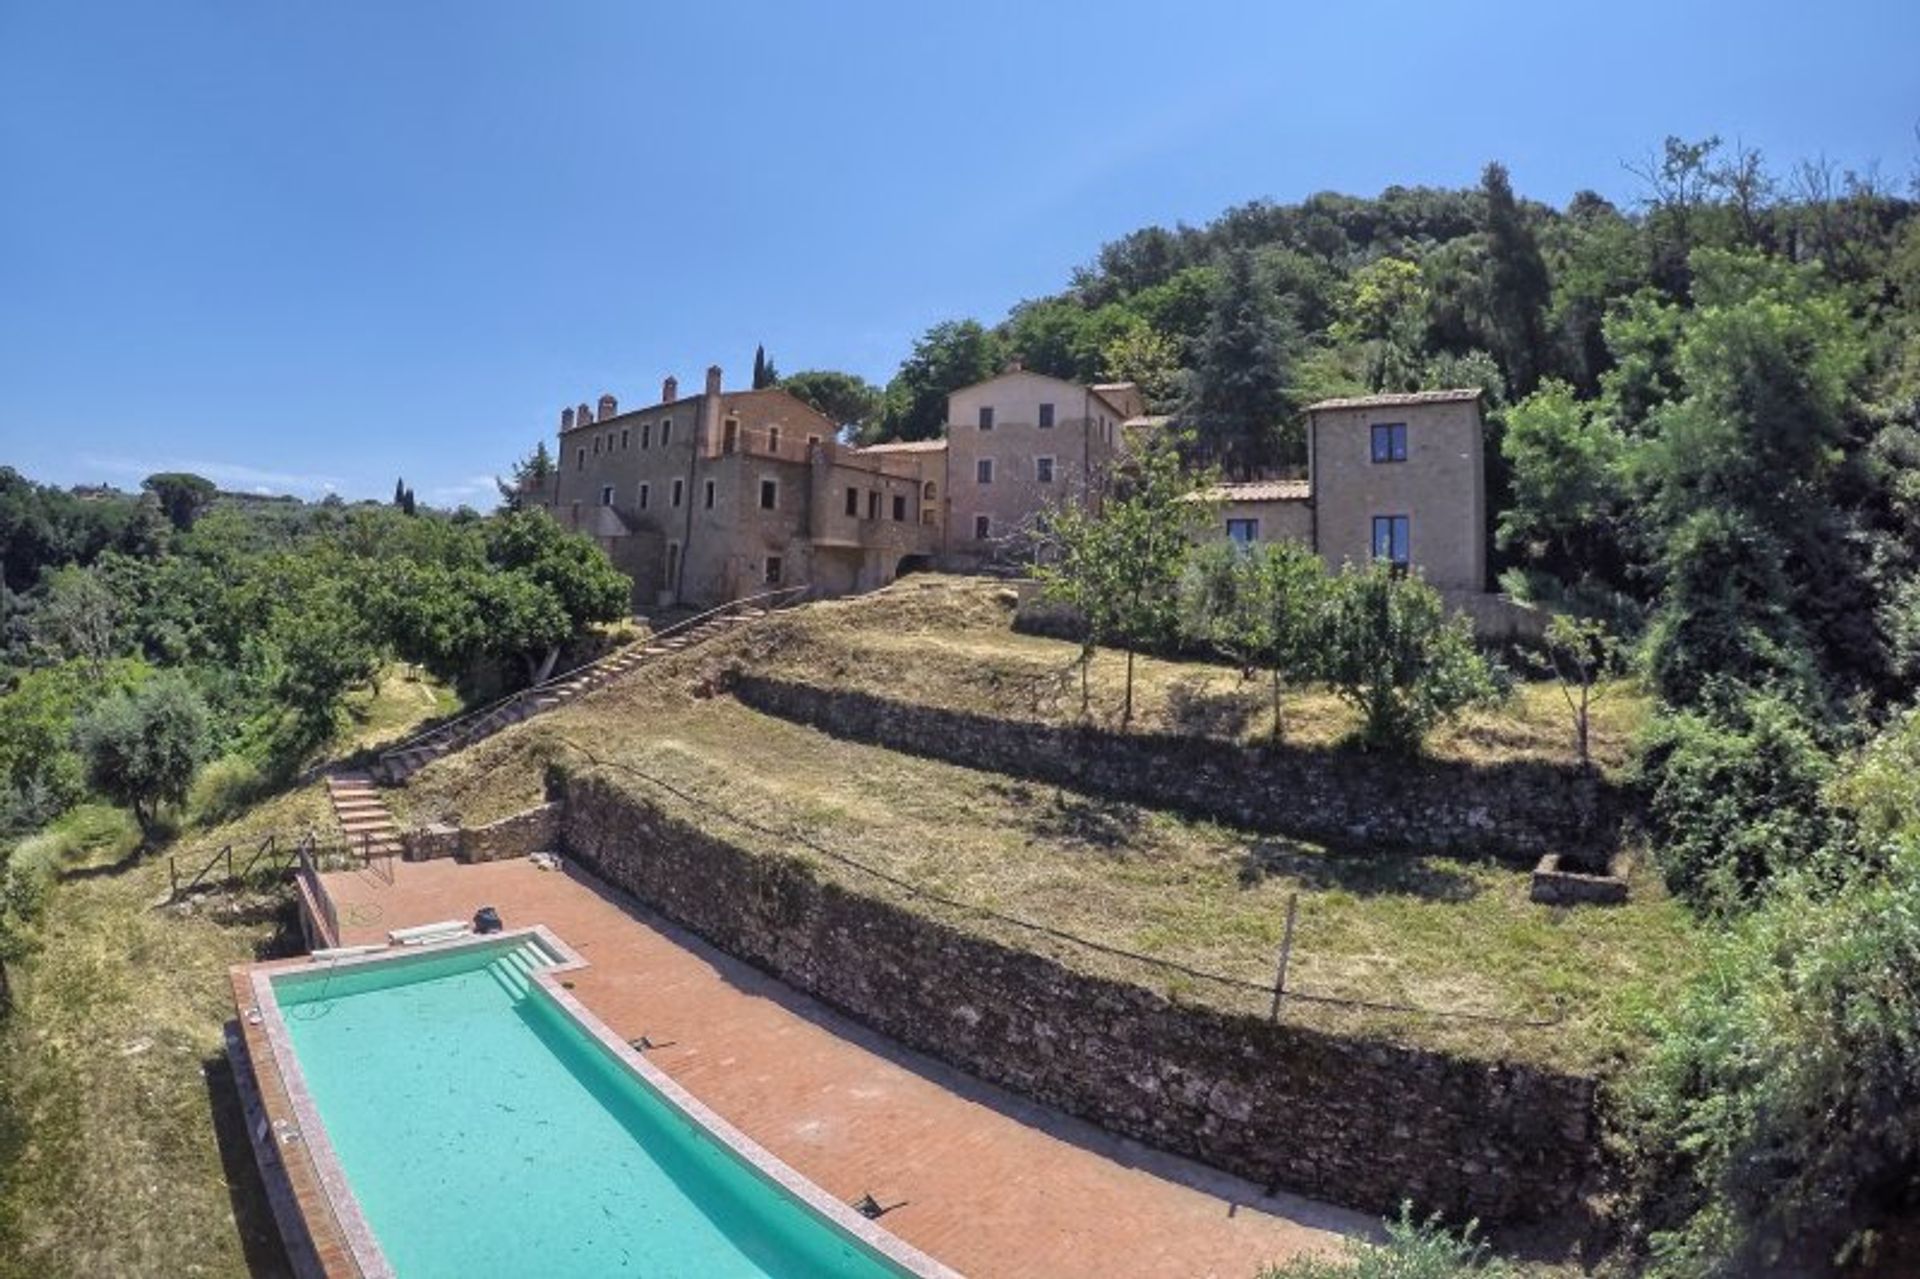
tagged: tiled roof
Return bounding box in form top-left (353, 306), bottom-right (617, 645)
top-left (855, 439), bottom-right (948, 454)
top-left (1189, 479), bottom-right (1311, 503)
top-left (1304, 388), bottom-right (1482, 411)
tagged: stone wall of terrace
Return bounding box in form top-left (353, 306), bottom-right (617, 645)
top-left (726, 673), bottom-right (1619, 867)
top-left (557, 773), bottom-right (1599, 1225)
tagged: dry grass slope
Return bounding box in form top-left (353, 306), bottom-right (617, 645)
top-left (399, 578), bottom-right (1696, 1073)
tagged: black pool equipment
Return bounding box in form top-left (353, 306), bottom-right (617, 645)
top-left (473, 906), bottom-right (503, 935)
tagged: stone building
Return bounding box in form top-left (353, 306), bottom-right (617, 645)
top-left (545, 363), bottom-right (1131, 609)
top-left (1196, 389), bottom-right (1488, 593)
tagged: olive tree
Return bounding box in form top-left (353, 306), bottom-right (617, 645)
top-left (73, 672), bottom-right (210, 840)
top-left (1319, 561), bottom-right (1493, 753)
top-left (1183, 539), bottom-right (1329, 743)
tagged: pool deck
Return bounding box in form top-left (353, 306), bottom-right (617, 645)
top-left (253, 853), bottom-right (1375, 1278)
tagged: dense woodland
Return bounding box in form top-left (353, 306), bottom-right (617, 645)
top-left (5, 137), bottom-right (1920, 1277)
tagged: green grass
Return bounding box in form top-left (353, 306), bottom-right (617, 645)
top-left (0, 663), bottom-right (454, 1279)
top-left (400, 632), bottom-right (1698, 1073)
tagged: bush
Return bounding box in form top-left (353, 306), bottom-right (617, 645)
top-left (186, 754), bottom-right (267, 827)
top-left (1258, 1204), bottom-right (1514, 1278)
top-left (1318, 562), bottom-right (1494, 753)
top-left (1634, 694), bottom-right (1849, 911)
top-left (1615, 845), bottom-right (1920, 1276)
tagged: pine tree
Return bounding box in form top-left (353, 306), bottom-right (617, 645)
top-left (751, 344), bottom-right (778, 389)
top-left (394, 476), bottom-right (407, 507)
top-left (1479, 162), bottom-right (1553, 397)
top-left (1183, 249), bottom-right (1298, 478)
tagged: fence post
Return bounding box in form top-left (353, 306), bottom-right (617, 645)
top-left (1268, 892), bottom-right (1299, 1023)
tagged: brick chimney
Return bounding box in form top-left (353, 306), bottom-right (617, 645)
top-left (577, 401), bottom-right (594, 426)
top-left (705, 365), bottom-right (723, 398)
top-left (561, 406), bottom-right (575, 431)
top-left (597, 393), bottom-right (617, 419)
top-left (661, 375), bottom-right (678, 403)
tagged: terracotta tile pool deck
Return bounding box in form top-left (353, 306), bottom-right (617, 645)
top-left (307, 855), bottom-right (1375, 1278)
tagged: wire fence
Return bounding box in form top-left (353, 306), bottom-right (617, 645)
top-left (551, 737), bottom-right (1564, 1031)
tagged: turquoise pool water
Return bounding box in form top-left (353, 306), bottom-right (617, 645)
top-left (274, 939), bottom-right (912, 1279)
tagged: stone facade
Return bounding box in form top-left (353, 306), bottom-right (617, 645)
top-left (557, 774), bottom-right (1599, 1223)
top-left (728, 673), bottom-right (1621, 865)
top-left (941, 369), bottom-right (1128, 564)
top-left (1201, 389), bottom-right (1490, 594)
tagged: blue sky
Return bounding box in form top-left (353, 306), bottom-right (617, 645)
top-left (2, 2), bottom-right (1914, 505)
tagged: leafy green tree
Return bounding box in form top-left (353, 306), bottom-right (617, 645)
top-left (1330, 256), bottom-right (1429, 392)
top-left (1099, 325), bottom-right (1182, 412)
top-left (1182, 539), bottom-right (1328, 743)
top-left (1183, 248), bottom-right (1299, 477)
top-left (264, 580), bottom-right (382, 768)
top-left (1318, 562), bottom-right (1492, 753)
top-left (30, 565), bottom-right (120, 675)
top-left (72, 672), bottom-right (210, 839)
top-left (142, 472), bottom-right (217, 532)
top-left (1476, 162), bottom-right (1553, 397)
top-left (1538, 614), bottom-right (1618, 771)
top-left (780, 370), bottom-right (883, 438)
top-left (483, 509), bottom-right (630, 680)
top-left (1497, 380), bottom-right (1629, 584)
top-left (876, 320), bottom-right (1006, 443)
top-left (1036, 436), bottom-right (1203, 726)
top-left (496, 441), bottom-right (557, 512)
top-left (0, 658), bottom-right (148, 831)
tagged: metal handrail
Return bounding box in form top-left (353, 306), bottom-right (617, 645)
top-left (377, 584), bottom-right (809, 773)
top-left (168, 833), bottom-right (283, 900)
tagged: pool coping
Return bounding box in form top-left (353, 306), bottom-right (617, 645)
top-left (239, 925), bottom-right (962, 1279)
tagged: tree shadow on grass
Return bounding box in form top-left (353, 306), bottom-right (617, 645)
top-left (1236, 838), bottom-right (1483, 902)
top-left (1163, 674), bottom-right (1262, 741)
top-left (1023, 789), bottom-right (1147, 853)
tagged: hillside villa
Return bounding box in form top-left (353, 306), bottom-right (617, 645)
top-left (541, 363), bottom-right (1516, 626)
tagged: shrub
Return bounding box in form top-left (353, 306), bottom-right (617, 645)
top-left (1258, 1204), bottom-right (1515, 1278)
top-left (1317, 562), bottom-right (1494, 753)
top-left (186, 754), bottom-right (267, 827)
top-left (1614, 845), bottom-right (1920, 1276)
top-left (1634, 694), bottom-right (1849, 911)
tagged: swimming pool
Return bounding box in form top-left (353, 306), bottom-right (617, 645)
top-left (255, 930), bottom-right (949, 1278)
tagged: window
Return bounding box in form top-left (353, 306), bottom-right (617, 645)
top-left (1038, 402), bottom-right (1054, 429)
top-left (867, 490), bottom-right (880, 520)
top-left (759, 478), bottom-right (777, 510)
top-left (891, 494), bottom-right (906, 521)
top-left (1226, 518), bottom-right (1260, 546)
top-left (806, 434), bottom-right (821, 448)
top-left (722, 420), bottom-right (739, 453)
top-left (638, 482), bottom-right (650, 510)
top-left (845, 486), bottom-right (859, 517)
top-left (621, 428), bottom-right (629, 450)
top-left (1036, 456), bottom-right (1055, 484)
top-left (593, 436), bottom-right (601, 455)
top-left (767, 427), bottom-right (781, 453)
top-left (1371, 422), bottom-right (1408, 463)
top-left (1372, 515), bottom-right (1411, 566)
top-left (671, 478), bottom-right (684, 508)
top-left (764, 555), bottom-right (783, 585)
top-left (665, 541), bottom-right (680, 590)
top-left (660, 419), bottom-right (673, 447)
top-left (978, 406), bottom-right (994, 430)
top-left (974, 514), bottom-right (991, 540)
top-left (642, 422), bottom-right (652, 449)
top-left (976, 458), bottom-right (993, 484)
top-left (577, 448), bottom-right (586, 471)
top-left (600, 485), bottom-right (614, 507)
top-left (922, 480), bottom-right (936, 500)
top-left (703, 479), bottom-right (716, 510)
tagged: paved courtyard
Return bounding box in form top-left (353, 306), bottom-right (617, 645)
top-left (316, 854), bottom-right (1375, 1278)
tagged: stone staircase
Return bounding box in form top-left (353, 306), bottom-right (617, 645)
top-left (326, 772), bottom-right (403, 859)
top-left (376, 590), bottom-right (802, 786)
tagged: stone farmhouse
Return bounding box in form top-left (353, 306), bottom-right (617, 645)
top-left (544, 364), bottom-right (1141, 609)
top-left (542, 363), bottom-right (1502, 620)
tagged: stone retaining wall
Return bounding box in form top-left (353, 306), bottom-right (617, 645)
top-left (403, 803), bottom-right (560, 864)
top-left (729, 673), bottom-right (1618, 865)
top-left (559, 774), bottom-right (1598, 1223)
